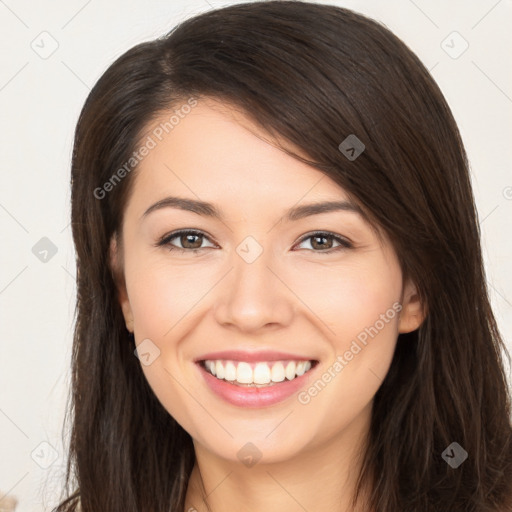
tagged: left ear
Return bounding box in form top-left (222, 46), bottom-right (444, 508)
top-left (398, 279), bottom-right (426, 333)
top-left (109, 234), bottom-right (135, 333)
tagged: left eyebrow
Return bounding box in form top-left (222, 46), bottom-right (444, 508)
top-left (140, 196), bottom-right (364, 222)
top-left (285, 200), bottom-right (363, 221)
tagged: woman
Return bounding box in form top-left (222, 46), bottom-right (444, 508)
top-left (54, 1), bottom-right (512, 511)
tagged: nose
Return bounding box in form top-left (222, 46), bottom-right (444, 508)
top-left (213, 244), bottom-right (295, 333)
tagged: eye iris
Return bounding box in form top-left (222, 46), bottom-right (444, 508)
top-left (311, 234), bottom-right (333, 250)
top-left (182, 233), bottom-right (202, 249)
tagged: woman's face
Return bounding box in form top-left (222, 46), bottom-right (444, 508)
top-left (111, 97), bottom-right (423, 465)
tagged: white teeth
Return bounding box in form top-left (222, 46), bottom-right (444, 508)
top-left (285, 361), bottom-right (296, 380)
top-left (215, 360), bottom-right (225, 379)
top-left (271, 362), bottom-right (285, 382)
top-left (224, 361), bottom-right (237, 381)
top-left (253, 362), bottom-right (271, 384)
top-left (202, 359), bottom-right (315, 385)
top-left (236, 362), bottom-right (253, 384)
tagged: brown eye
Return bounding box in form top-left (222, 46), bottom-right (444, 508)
top-left (295, 232), bottom-right (352, 253)
top-left (157, 230), bottom-right (216, 253)
top-left (180, 233), bottom-right (203, 249)
top-left (310, 234), bottom-right (334, 250)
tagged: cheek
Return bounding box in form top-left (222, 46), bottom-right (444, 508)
top-left (125, 260), bottom-right (214, 435)
top-left (289, 256), bottom-right (402, 341)
top-left (291, 258), bottom-right (401, 399)
top-left (291, 259), bottom-right (402, 425)
top-left (126, 256), bottom-right (217, 340)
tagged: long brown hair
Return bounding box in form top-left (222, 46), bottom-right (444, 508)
top-left (54, 1), bottom-right (512, 511)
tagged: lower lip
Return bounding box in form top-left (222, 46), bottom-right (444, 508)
top-left (196, 362), bottom-right (317, 408)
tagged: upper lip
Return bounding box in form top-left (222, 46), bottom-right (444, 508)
top-left (194, 350), bottom-right (318, 363)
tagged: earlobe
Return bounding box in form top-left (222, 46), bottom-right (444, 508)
top-left (398, 280), bottom-right (426, 334)
top-left (120, 301), bottom-right (135, 333)
top-left (109, 234), bottom-right (134, 333)
top-left (109, 235), bottom-right (123, 292)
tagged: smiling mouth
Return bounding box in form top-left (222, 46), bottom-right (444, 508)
top-left (198, 359), bottom-right (319, 387)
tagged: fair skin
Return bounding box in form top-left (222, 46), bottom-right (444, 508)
top-left (110, 98), bottom-right (424, 512)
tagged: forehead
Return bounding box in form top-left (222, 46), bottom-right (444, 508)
top-left (127, 98), bottom-right (354, 215)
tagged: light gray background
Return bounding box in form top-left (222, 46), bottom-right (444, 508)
top-left (0, 1), bottom-right (511, 510)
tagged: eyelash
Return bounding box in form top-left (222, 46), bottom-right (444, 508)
top-left (155, 229), bottom-right (353, 254)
